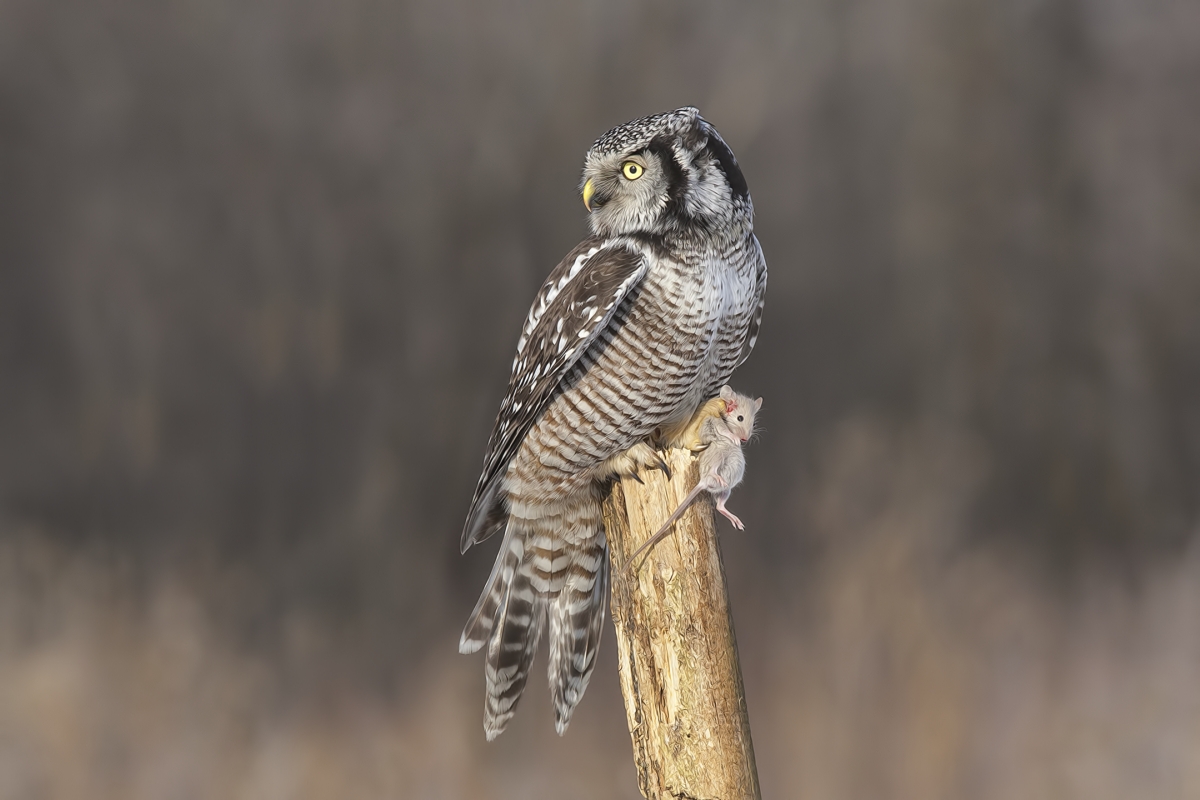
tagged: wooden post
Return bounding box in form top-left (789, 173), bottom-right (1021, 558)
top-left (602, 447), bottom-right (761, 800)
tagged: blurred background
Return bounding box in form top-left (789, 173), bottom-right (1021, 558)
top-left (1, 0), bottom-right (1198, 797)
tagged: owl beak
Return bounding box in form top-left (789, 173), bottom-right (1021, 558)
top-left (582, 179), bottom-right (609, 212)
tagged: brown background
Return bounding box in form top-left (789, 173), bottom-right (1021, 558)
top-left (1, 0), bottom-right (1199, 797)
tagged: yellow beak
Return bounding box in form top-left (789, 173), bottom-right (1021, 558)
top-left (582, 179), bottom-right (595, 212)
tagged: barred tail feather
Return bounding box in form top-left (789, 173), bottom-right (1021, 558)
top-left (548, 536), bottom-right (608, 735)
top-left (483, 565), bottom-right (545, 741)
top-left (459, 526), bottom-right (522, 654)
top-left (463, 522), bottom-right (550, 741)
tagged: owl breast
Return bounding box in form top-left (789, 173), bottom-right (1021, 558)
top-left (614, 239), bottom-right (761, 438)
top-left (669, 247), bottom-right (760, 414)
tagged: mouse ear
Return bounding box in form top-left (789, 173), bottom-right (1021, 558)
top-left (753, 397), bottom-right (763, 412)
top-left (719, 385), bottom-right (735, 406)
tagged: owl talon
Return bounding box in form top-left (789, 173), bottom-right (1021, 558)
top-left (654, 455), bottom-right (672, 481)
top-left (642, 448), bottom-right (672, 480)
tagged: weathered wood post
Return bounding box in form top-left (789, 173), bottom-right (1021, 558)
top-left (602, 447), bottom-right (761, 800)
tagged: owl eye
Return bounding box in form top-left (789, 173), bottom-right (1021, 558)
top-left (621, 161), bottom-right (644, 180)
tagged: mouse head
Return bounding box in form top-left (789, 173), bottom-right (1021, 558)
top-left (717, 385), bottom-right (763, 442)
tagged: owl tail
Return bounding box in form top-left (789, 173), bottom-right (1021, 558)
top-left (459, 515), bottom-right (608, 739)
top-left (547, 535), bottom-right (608, 734)
top-left (459, 527), bottom-right (542, 740)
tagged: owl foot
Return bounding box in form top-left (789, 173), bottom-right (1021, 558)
top-left (603, 442), bottom-right (672, 482)
top-left (664, 396), bottom-right (728, 452)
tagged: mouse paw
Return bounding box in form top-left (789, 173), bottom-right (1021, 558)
top-left (716, 501), bottom-right (744, 530)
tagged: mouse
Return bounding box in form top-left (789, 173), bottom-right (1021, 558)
top-left (622, 385), bottom-right (761, 577)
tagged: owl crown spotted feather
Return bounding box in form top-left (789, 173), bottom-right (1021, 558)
top-left (459, 107), bottom-right (767, 740)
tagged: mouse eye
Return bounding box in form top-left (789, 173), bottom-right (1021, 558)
top-left (737, 415), bottom-right (744, 422)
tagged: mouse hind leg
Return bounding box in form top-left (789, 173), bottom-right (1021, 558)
top-left (714, 491), bottom-right (744, 530)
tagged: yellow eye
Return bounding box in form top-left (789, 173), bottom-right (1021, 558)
top-left (622, 161), bottom-right (644, 180)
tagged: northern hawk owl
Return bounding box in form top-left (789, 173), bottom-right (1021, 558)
top-left (459, 107), bottom-right (767, 739)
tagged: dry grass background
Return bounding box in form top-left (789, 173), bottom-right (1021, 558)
top-left (1, 0), bottom-right (1198, 797)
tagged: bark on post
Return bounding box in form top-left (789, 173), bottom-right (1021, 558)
top-left (602, 447), bottom-right (761, 800)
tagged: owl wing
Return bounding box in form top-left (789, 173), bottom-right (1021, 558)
top-left (460, 238), bottom-right (648, 552)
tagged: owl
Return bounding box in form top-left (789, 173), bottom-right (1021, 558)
top-left (459, 107), bottom-right (767, 740)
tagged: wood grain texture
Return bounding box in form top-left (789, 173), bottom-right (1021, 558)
top-left (603, 448), bottom-right (761, 800)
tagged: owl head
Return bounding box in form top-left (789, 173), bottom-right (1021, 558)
top-left (580, 107), bottom-right (752, 239)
